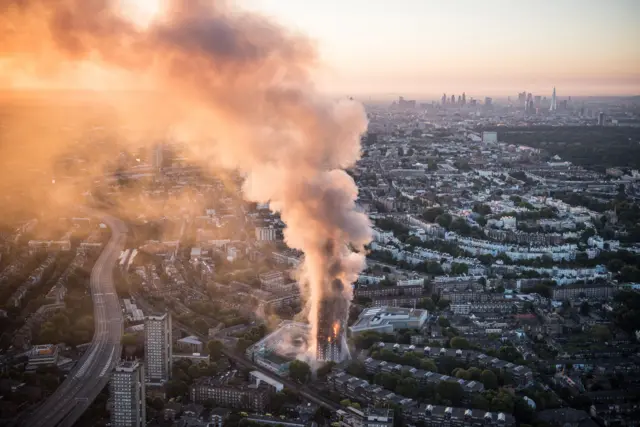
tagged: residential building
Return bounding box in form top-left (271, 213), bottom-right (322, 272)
top-left (190, 375), bottom-right (271, 412)
top-left (339, 407), bottom-right (394, 427)
top-left (110, 360), bottom-right (146, 427)
top-left (256, 227), bottom-right (277, 241)
top-left (259, 271), bottom-right (286, 292)
top-left (552, 284), bottom-right (614, 301)
top-left (408, 404), bottom-right (515, 427)
top-left (145, 313), bottom-right (172, 384)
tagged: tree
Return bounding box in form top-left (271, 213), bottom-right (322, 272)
top-left (422, 207), bottom-right (444, 223)
top-left (419, 358), bottom-right (438, 372)
top-left (207, 340), bottom-right (224, 359)
top-left (417, 298), bottom-right (436, 311)
top-left (289, 360), bottom-right (311, 384)
top-left (579, 302), bottom-right (590, 316)
top-left (151, 397), bottom-right (165, 411)
top-left (187, 364), bottom-right (201, 380)
top-left (437, 381), bottom-right (464, 405)
top-left (317, 361), bottom-right (336, 379)
top-left (340, 399), bottom-right (351, 407)
top-left (607, 258), bottom-right (624, 272)
top-left (450, 262), bottom-right (469, 275)
top-left (203, 398), bottom-right (215, 410)
top-left (450, 337), bottom-right (470, 349)
top-left (235, 338), bottom-right (252, 353)
top-left (166, 380), bottom-right (189, 398)
top-left (471, 393), bottom-right (491, 410)
top-left (468, 367), bottom-right (482, 381)
top-left (613, 290), bottom-right (640, 333)
top-left (121, 334), bottom-right (138, 347)
top-left (498, 346), bottom-right (520, 363)
top-left (346, 360), bottom-right (367, 377)
top-left (591, 325), bottom-right (612, 342)
top-left (513, 397), bottom-right (535, 423)
top-left (473, 204), bottom-right (492, 216)
top-left (437, 213), bottom-right (452, 229)
top-left (438, 316), bottom-right (450, 328)
top-left (480, 370), bottom-right (499, 390)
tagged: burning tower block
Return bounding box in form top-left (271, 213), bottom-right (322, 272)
top-left (316, 292), bottom-right (349, 363)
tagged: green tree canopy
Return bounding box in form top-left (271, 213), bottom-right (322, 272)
top-left (289, 360), bottom-right (311, 384)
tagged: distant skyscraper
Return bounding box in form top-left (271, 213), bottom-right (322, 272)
top-left (111, 360), bottom-right (146, 427)
top-left (598, 112), bottom-right (605, 126)
top-left (152, 143), bottom-right (164, 171)
top-left (144, 313), bottom-right (172, 384)
top-left (451, 94), bottom-right (456, 104)
top-left (518, 91), bottom-right (526, 104)
top-left (526, 99), bottom-right (535, 114)
top-left (462, 92), bottom-right (466, 105)
top-left (549, 87), bottom-right (557, 112)
top-left (457, 95), bottom-right (462, 105)
top-left (484, 97), bottom-right (493, 107)
top-left (442, 93), bottom-right (447, 105)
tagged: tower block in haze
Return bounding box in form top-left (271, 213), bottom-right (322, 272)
top-left (144, 313), bottom-right (172, 385)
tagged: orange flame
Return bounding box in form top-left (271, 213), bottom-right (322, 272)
top-left (332, 321), bottom-right (340, 338)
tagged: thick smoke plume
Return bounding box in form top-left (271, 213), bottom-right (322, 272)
top-left (0, 0), bottom-right (371, 359)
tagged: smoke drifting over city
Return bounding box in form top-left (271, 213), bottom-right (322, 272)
top-left (0, 0), bottom-right (371, 360)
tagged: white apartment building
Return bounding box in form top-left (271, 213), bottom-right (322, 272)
top-left (259, 271), bottom-right (286, 292)
top-left (144, 313), bottom-right (172, 384)
top-left (255, 227), bottom-right (277, 241)
top-left (502, 216), bottom-right (517, 230)
top-left (111, 360), bottom-right (146, 427)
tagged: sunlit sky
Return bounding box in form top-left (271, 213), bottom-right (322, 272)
top-left (2, 0), bottom-right (638, 99)
top-left (243, 0), bottom-right (640, 99)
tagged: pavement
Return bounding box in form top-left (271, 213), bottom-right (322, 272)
top-left (22, 214), bottom-right (127, 427)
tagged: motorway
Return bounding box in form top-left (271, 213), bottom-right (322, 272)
top-left (23, 214), bottom-right (127, 427)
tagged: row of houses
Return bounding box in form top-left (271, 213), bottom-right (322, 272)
top-left (328, 372), bottom-right (515, 427)
top-left (373, 343), bottom-right (534, 387)
top-left (363, 358), bottom-right (485, 393)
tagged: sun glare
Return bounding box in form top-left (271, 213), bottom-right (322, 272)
top-left (120, 0), bottom-right (162, 28)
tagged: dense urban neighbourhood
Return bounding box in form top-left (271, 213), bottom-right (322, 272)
top-left (1, 93), bottom-right (640, 427)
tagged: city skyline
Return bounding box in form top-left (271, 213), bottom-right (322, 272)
top-left (244, 0), bottom-right (639, 97)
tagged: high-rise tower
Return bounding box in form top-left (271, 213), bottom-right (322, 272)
top-left (316, 297), bottom-right (346, 362)
top-left (549, 87), bottom-right (557, 112)
top-left (144, 313), bottom-right (172, 384)
top-left (315, 278), bottom-right (349, 363)
top-left (111, 360), bottom-right (146, 427)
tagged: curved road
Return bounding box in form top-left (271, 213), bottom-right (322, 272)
top-left (23, 214), bottom-right (127, 427)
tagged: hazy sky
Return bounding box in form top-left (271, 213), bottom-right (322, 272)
top-left (243, 0), bottom-right (640, 98)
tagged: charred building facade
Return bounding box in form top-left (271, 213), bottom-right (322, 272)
top-left (316, 280), bottom-right (349, 362)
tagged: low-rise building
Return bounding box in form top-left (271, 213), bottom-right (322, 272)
top-left (408, 404), bottom-right (515, 427)
top-left (349, 307), bottom-right (428, 336)
top-left (339, 407), bottom-right (394, 427)
top-left (26, 344), bottom-right (59, 370)
top-left (190, 374), bottom-right (271, 412)
top-left (176, 336), bottom-right (204, 354)
top-left (552, 284), bottom-right (614, 301)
